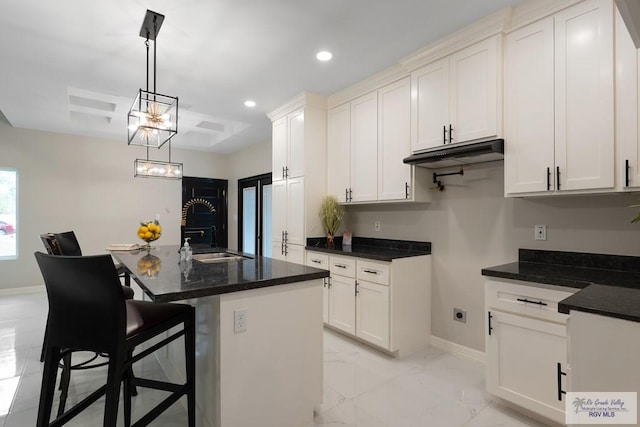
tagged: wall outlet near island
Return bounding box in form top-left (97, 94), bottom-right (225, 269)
top-left (234, 308), bottom-right (247, 333)
top-left (374, 221), bottom-right (381, 232)
top-left (534, 224), bottom-right (547, 241)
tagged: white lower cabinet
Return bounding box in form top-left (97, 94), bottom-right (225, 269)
top-left (308, 250), bottom-right (431, 357)
top-left (485, 279), bottom-right (577, 424)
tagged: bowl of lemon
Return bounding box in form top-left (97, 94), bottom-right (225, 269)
top-left (138, 220), bottom-right (162, 248)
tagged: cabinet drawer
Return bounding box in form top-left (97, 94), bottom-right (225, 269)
top-left (485, 279), bottom-right (577, 324)
top-left (330, 255), bottom-right (356, 277)
top-left (306, 252), bottom-right (329, 269)
top-left (356, 259), bottom-right (390, 286)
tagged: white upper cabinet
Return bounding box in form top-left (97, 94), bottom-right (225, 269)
top-left (272, 117), bottom-right (287, 182)
top-left (327, 103), bottom-right (351, 202)
top-left (272, 108), bottom-right (305, 182)
top-left (411, 58), bottom-right (450, 151)
top-left (350, 91), bottom-right (378, 203)
top-left (449, 37), bottom-right (499, 144)
top-left (616, 6), bottom-right (640, 190)
top-left (411, 35), bottom-right (500, 152)
top-left (504, 17), bottom-right (555, 194)
top-left (554, 0), bottom-right (614, 192)
top-left (378, 77), bottom-right (413, 201)
top-left (504, 0), bottom-right (614, 196)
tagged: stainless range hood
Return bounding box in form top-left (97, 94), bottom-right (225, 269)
top-left (403, 139), bottom-right (504, 169)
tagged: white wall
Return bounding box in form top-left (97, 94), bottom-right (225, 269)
top-left (343, 162), bottom-right (640, 352)
top-left (225, 141), bottom-right (272, 251)
top-left (0, 119), bottom-right (229, 290)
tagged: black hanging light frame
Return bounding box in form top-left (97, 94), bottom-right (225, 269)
top-left (128, 10), bottom-right (179, 149)
top-left (129, 10), bottom-right (182, 179)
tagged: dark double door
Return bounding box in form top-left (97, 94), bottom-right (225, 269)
top-left (181, 176), bottom-right (228, 249)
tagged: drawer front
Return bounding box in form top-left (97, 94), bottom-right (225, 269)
top-left (356, 259), bottom-right (390, 286)
top-left (329, 255), bottom-right (356, 278)
top-left (486, 279), bottom-right (577, 323)
top-left (306, 252), bottom-right (329, 269)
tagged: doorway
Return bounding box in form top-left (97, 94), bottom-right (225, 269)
top-left (238, 173), bottom-right (272, 256)
top-left (181, 176), bottom-right (228, 249)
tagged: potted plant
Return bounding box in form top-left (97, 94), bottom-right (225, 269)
top-left (320, 195), bottom-right (343, 248)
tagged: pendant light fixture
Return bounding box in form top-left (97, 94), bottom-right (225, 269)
top-left (128, 10), bottom-right (178, 148)
top-left (128, 10), bottom-right (182, 179)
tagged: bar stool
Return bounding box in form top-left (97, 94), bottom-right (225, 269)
top-left (34, 252), bottom-right (196, 427)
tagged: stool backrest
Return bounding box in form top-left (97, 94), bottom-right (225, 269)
top-left (39, 234), bottom-right (60, 255)
top-left (53, 231), bottom-right (83, 256)
top-left (34, 252), bottom-right (126, 354)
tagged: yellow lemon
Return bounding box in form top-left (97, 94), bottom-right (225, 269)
top-left (144, 231), bottom-right (153, 240)
top-left (139, 226), bottom-right (149, 234)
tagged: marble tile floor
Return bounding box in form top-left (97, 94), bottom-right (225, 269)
top-left (0, 291), bottom-right (548, 427)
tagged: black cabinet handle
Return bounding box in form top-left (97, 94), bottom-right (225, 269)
top-left (282, 166), bottom-right (286, 178)
top-left (323, 278), bottom-right (327, 288)
top-left (517, 298), bottom-right (548, 306)
top-left (363, 269), bottom-right (378, 275)
top-left (286, 166), bottom-right (289, 178)
top-left (488, 311), bottom-right (493, 335)
top-left (405, 182), bottom-right (409, 199)
top-left (335, 264), bottom-right (347, 269)
top-left (345, 188), bottom-right (349, 203)
top-left (449, 124), bottom-right (453, 143)
top-left (626, 159), bottom-right (630, 187)
top-left (443, 125), bottom-right (447, 144)
top-left (547, 167), bottom-right (551, 191)
top-left (556, 166), bottom-right (560, 191)
top-left (557, 362), bottom-right (567, 401)
top-left (349, 188), bottom-right (353, 202)
top-left (355, 281), bottom-right (359, 296)
top-left (311, 259), bottom-right (322, 264)
top-left (328, 277), bottom-right (332, 289)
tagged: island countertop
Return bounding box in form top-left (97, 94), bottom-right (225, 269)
top-left (111, 245), bottom-right (329, 302)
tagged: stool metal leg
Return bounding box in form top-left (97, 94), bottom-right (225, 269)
top-left (37, 346), bottom-right (61, 427)
top-left (185, 312), bottom-right (196, 427)
top-left (57, 352), bottom-right (72, 417)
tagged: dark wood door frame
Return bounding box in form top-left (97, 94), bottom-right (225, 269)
top-left (238, 173), bottom-right (271, 255)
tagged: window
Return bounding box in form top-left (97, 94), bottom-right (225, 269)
top-left (0, 169), bottom-right (17, 259)
top-left (238, 173), bottom-right (272, 257)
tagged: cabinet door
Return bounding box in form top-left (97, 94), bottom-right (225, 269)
top-left (411, 58), bottom-right (450, 151)
top-left (449, 36), bottom-right (499, 144)
top-left (328, 275), bottom-right (356, 335)
top-left (378, 77), bottom-right (412, 201)
top-left (486, 310), bottom-right (567, 425)
top-left (285, 243), bottom-right (305, 265)
top-left (287, 108), bottom-right (305, 179)
top-left (306, 253), bottom-right (330, 323)
top-left (350, 92), bottom-right (378, 202)
top-left (504, 17), bottom-right (555, 195)
top-left (327, 103), bottom-right (352, 202)
top-left (271, 179), bottom-right (287, 244)
top-left (286, 177), bottom-right (305, 246)
top-left (554, 0), bottom-right (614, 191)
top-left (356, 280), bottom-right (390, 349)
top-left (271, 240), bottom-right (286, 261)
top-left (272, 116), bottom-right (287, 182)
top-left (615, 7), bottom-right (640, 190)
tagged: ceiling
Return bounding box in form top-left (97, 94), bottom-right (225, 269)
top-left (0, 0), bottom-right (525, 154)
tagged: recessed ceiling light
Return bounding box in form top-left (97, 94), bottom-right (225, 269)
top-left (244, 100), bottom-right (256, 108)
top-left (316, 51), bottom-right (333, 62)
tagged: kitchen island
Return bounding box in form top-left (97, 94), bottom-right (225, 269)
top-left (112, 245), bottom-right (329, 427)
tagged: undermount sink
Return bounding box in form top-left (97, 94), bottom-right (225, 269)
top-left (192, 252), bottom-right (247, 263)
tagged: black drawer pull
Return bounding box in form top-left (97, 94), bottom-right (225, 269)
top-left (556, 166), bottom-right (560, 190)
top-left (311, 259), bottom-right (322, 264)
top-left (363, 269), bottom-right (378, 275)
top-left (517, 298), bottom-right (548, 306)
top-left (443, 125), bottom-right (447, 144)
top-left (626, 159), bottom-right (630, 187)
top-left (546, 167), bottom-right (551, 191)
top-left (557, 362), bottom-right (567, 401)
top-left (334, 264), bottom-right (347, 269)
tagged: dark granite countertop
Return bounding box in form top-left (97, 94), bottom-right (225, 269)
top-left (482, 249), bottom-right (640, 323)
top-left (557, 284), bottom-right (640, 322)
top-left (111, 245), bottom-right (329, 303)
top-left (305, 237), bottom-right (431, 261)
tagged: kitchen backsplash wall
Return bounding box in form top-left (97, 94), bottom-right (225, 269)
top-left (343, 162), bottom-right (640, 352)
top-left (0, 118), bottom-right (229, 290)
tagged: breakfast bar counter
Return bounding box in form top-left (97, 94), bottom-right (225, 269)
top-left (112, 245), bottom-right (328, 427)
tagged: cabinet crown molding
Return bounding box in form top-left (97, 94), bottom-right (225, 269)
top-left (399, 8), bottom-right (510, 72)
top-left (267, 92), bottom-right (327, 122)
top-left (505, 0), bottom-right (586, 33)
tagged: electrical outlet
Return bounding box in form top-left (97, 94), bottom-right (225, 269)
top-left (374, 221), bottom-right (381, 232)
top-left (535, 224), bottom-right (547, 241)
top-left (234, 308), bottom-right (247, 333)
top-left (453, 308), bottom-right (466, 323)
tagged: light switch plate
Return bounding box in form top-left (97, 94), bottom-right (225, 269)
top-left (535, 225), bottom-right (547, 241)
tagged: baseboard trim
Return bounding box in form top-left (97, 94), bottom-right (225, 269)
top-left (0, 285), bottom-right (45, 296)
top-left (430, 335), bottom-right (486, 365)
